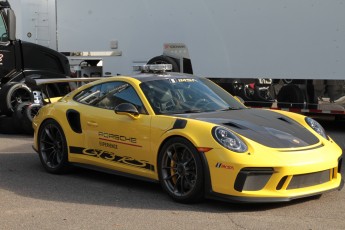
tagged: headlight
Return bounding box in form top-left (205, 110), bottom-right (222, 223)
top-left (305, 117), bottom-right (328, 139)
top-left (212, 126), bottom-right (248, 153)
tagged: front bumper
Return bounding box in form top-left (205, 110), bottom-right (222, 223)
top-left (201, 144), bottom-right (343, 203)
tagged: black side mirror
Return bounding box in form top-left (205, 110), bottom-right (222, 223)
top-left (114, 103), bottom-right (140, 119)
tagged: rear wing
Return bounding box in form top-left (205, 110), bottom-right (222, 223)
top-left (25, 76), bottom-right (102, 88)
top-left (24, 76), bottom-right (103, 104)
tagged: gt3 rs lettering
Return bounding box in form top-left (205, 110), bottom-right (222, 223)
top-left (69, 146), bottom-right (154, 171)
top-left (83, 148), bottom-right (116, 160)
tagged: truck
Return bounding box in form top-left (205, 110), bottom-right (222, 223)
top-left (7, 0), bottom-right (345, 118)
top-left (0, 0), bottom-right (70, 118)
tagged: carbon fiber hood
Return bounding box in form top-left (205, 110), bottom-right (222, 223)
top-left (178, 109), bottom-right (319, 148)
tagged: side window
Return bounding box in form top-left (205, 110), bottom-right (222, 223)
top-left (95, 82), bottom-right (146, 114)
top-left (74, 81), bottom-right (146, 114)
top-left (74, 84), bottom-right (102, 104)
top-left (0, 13), bottom-right (8, 43)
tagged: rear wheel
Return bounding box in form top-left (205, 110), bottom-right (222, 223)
top-left (26, 103), bottom-right (42, 122)
top-left (38, 119), bottom-right (70, 174)
top-left (158, 137), bottom-right (204, 203)
top-left (0, 82), bottom-right (33, 116)
top-left (13, 102), bottom-right (34, 134)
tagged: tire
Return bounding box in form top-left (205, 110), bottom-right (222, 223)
top-left (277, 84), bottom-right (305, 108)
top-left (0, 82), bottom-right (33, 116)
top-left (147, 55), bottom-right (180, 72)
top-left (282, 79), bottom-right (293, 84)
top-left (158, 137), bottom-right (204, 203)
top-left (37, 119), bottom-right (70, 174)
top-left (26, 103), bottom-right (42, 122)
top-left (13, 102), bottom-right (34, 135)
top-left (245, 87), bottom-right (274, 107)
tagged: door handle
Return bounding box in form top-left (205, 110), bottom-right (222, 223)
top-left (87, 121), bottom-right (98, 127)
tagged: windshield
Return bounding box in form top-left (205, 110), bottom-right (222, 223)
top-left (0, 11), bottom-right (9, 43)
top-left (140, 77), bottom-right (246, 114)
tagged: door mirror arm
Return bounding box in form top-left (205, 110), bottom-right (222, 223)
top-left (114, 103), bottom-right (140, 119)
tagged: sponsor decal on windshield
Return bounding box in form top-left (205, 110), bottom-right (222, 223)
top-left (177, 79), bottom-right (197, 83)
top-left (169, 78), bottom-right (197, 84)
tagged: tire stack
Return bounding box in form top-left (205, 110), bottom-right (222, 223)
top-left (277, 84), bottom-right (305, 109)
top-left (147, 55), bottom-right (180, 72)
top-left (0, 82), bottom-right (36, 135)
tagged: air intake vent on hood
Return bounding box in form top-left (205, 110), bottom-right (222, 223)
top-left (277, 117), bottom-right (293, 124)
top-left (223, 122), bottom-right (247, 130)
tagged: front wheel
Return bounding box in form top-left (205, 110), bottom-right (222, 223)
top-left (37, 119), bottom-right (70, 174)
top-left (158, 137), bottom-right (204, 203)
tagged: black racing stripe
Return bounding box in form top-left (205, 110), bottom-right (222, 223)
top-left (69, 146), bottom-right (85, 154)
top-left (68, 146), bottom-right (155, 172)
top-left (172, 119), bottom-right (187, 129)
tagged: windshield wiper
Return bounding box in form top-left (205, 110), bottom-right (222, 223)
top-left (182, 109), bottom-right (203, 113)
top-left (219, 106), bottom-right (244, 111)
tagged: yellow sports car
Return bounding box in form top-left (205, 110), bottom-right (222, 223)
top-left (32, 64), bottom-right (343, 203)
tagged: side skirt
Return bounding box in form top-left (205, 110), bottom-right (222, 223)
top-left (70, 162), bottom-right (159, 184)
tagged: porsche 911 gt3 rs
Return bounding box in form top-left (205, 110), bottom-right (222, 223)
top-left (32, 64), bottom-right (343, 203)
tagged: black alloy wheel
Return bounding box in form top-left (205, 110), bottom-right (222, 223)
top-left (38, 119), bottom-right (70, 174)
top-left (10, 86), bottom-right (32, 108)
top-left (0, 82), bottom-right (33, 115)
top-left (158, 137), bottom-right (204, 203)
